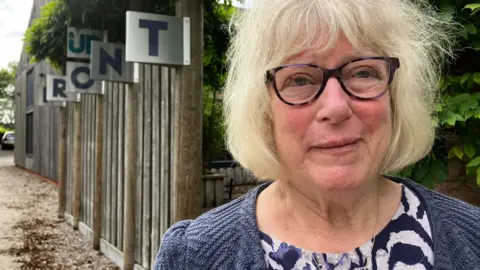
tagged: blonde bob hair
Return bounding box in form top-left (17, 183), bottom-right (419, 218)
top-left (223, 0), bottom-right (457, 180)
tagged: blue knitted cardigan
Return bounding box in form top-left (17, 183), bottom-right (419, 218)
top-left (154, 176), bottom-right (480, 269)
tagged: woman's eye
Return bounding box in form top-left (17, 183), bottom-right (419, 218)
top-left (351, 69), bottom-right (379, 79)
top-left (354, 71), bottom-right (374, 78)
top-left (285, 76), bottom-right (312, 87)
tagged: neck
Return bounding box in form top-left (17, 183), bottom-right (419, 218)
top-left (271, 176), bottom-right (383, 235)
top-left (256, 175), bottom-right (402, 253)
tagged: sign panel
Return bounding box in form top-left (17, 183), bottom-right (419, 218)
top-left (126, 11), bottom-right (190, 65)
top-left (35, 86), bottom-right (67, 107)
top-left (90, 41), bottom-right (134, 83)
top-left (67, 27), bottom-right (104, 59)
top-left (66, 62), bottom-right (103, 94)
top-left (46, 75), bottom-right (81, 102)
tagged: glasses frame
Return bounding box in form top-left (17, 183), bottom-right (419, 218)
top-left (265, 56), bottom-right (400, 106)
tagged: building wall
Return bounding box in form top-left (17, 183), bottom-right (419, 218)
top-left (14, 0), bottom-right (62, 180)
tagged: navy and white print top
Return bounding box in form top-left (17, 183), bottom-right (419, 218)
top-left (260, 185), bottom-right (434, 270)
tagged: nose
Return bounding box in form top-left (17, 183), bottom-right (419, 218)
top-left (314, 77), bottom-right (353, 124)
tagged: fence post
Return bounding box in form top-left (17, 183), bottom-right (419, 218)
top-left (123, 3), bottom-right (143, 270)
top-left (93, 93), bottom-right (104, 250)
top-left (171, 0), bottom-right (204, 223)
top-left (93, 32), bottom-right (108, 250)
top-left (73, 101), bottom-right (82, 229)
top-left (58, 106), bottom-right (67, 218)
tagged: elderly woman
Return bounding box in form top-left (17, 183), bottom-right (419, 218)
top-left (155, 0), bottom-right (480, 269)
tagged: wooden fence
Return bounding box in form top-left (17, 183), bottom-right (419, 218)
top-left (15, 63), bottom-right (257, 270)
top-left (60, 65), bottom-right (175, 269)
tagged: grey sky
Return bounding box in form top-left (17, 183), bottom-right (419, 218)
top-left (0, 0), bottom-right (32, 70)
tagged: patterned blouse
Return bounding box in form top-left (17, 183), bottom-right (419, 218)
top-left (260, 185), bottom-right (434, 270)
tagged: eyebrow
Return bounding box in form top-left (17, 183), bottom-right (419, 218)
top-left (285, 49), bottom-right (376, 67)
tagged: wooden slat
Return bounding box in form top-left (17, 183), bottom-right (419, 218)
top-left (234, 167), bottom-right (243, 184)
top-left (205, 180), bottom-right (214, 208)
top-left (91, 96), bottom-right (97, 227)
top-left (215, 178), bottom-right (224, 206)
top-left (58, 107), bottom-right (68, 217)
top-left (160, 67), bottom-right (172, 236)
top-left (66, 104), bottom-right (73, 214)
top-left (82, 97), bottom-right (87, 224)
top-left (86, 96), bottom-right (91, 226)
top-left (111, 83), bottom-right (119, 247)
top-left (88, 95), bottom-right (93, 226)
top-left (142, 64), bottom-right (152, 268)
top-left (94, 94), bottom-right (104, 249)
top-left (101, 90), bottom-right (109, 239)
top-left (73, 101), bottom-right (82, 229)
top-left (151, 65), bottom-right (161, 262)
top-left (85, 96), bottom-right (90, 227)
top-left (105, 84), bottom-right (112, 242)
top-left (117, 84), bottom-right (125, 251)
top-left (135, 64), bottom-right (145, 264)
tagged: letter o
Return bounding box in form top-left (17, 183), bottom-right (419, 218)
top-left (71, 66), bottom-right (94, 90)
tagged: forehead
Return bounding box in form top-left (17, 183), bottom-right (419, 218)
top-left (282, 36), bottom-right (377, 68)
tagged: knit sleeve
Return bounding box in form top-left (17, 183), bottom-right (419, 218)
top-left (153, 220), bottom-right (191, 270)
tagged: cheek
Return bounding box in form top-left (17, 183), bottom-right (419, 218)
top-left (271, 101), bottom-right (312, 142)
top-left (354, 98), bottom-right (392, 143)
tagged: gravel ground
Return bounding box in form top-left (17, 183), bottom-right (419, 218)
top-left (0, 150), bottom-right (119, 270)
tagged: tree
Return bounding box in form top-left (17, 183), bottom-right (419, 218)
top-left (397, 1), bottom-right (480, 189)
top-left (23, 0), bottom-right (235, 162)
top-left (0, 61), bottom-right (17, 99)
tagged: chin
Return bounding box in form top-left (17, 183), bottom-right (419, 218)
top-left (307, 166), bottom-right (371, 191)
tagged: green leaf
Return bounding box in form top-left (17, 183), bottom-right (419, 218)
top-left (465, 24), bottom-right (477, 35)
top-left (413, 165), bottom-right (428, 182)
top-left (445, 111), bottom-right (464, 126)
top-left (454, 146), bottom-right (464, 160)
top-left (439, 77), bottom-right (450, 91)
top-left (464, 3), bottom-right (480, 15)
top-left (440, 4), bottom-right (455, 15)
top-left (474, 73), bottom-right (480, 84)
top-left (448, 147), bottom-right (457, 159)
top-left (464, 143), bottom-right (476, 158)
top-left (435, 103), bottom-right (443, 112)
top-left (422, 171), bottom-right (436, 189)
top-left (460, 28), bottom-right (469, 40)
top-left (460, 73), bottom-right (470, 85)
top-left (466, 157), bottom-right (480, 167)
top-left (446, 93), bottom-right (471, 105)
top-left (460, 99), bottom-right (478, 114)
top-left (477, 167), bottom-right (480, 187)
top-left (432, 159), bottom-right (448, 184)
top-left (466, 166), bottom-right (477, 176)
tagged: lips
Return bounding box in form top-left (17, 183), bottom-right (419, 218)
top-left (314, 137), bottom-right (361, 149)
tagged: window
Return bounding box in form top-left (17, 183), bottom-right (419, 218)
top-left (26, 68), bottom-right (35, 109)
top-left (26, 112), bottom-right (33, 155)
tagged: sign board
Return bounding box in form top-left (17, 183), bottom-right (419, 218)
top-left (67, 27), bottom-right (104, 59)
top-left (90, 41), bottom-right (134, 83)
top-left (126, 11), bottom-right (190, 65)
top-left (46, 75), bottom-right (81, 102)
top-left (37, 88), bottom-right (66, 107)
top-left (65, 62), bottom-right (103, 94)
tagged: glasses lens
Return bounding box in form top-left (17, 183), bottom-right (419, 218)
top-left (341, 59), bottom-right (391, 98)
top-left (273, 65), bottom-right (323, 104)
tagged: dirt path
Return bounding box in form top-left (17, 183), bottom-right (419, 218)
top-left (0, 150), bottom-right (119, 270)
top-left (0, 150), bottom-right (23, 269)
